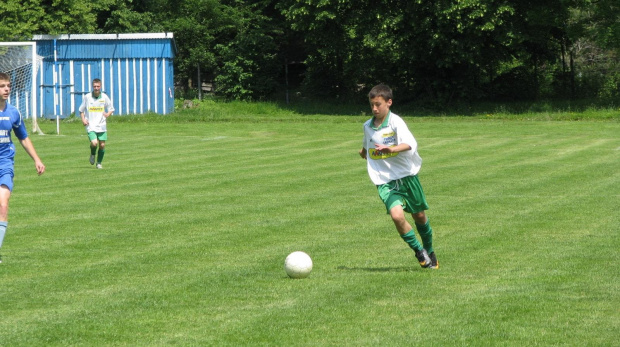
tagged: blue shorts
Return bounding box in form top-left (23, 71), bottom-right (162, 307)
top-left (0, 167), bottom-right (15, 192)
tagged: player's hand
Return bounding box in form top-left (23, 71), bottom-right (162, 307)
top-left (374, 144), bottom-right (392, 154)
top-left (359, 148), bottom-right (367, 159)
top-left (82, 119), bottom-right (89, 126)
top-left (35, 161), bottom-right (45, 176)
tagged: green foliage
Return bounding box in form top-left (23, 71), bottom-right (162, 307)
top-left (277, 1), bottom-right (365, 99)
top-left (0, 0), bottom-right (45, 40)
top-left (1, 0), bottom-right (617, 103)
top-left (214, 4), bottom-right (282, 100)
top-left (0, 0), bottom-right (98, 39)
top-left (38, 0), bottom-right (97, 34)
top-left (276, 0), bottom-right (565, 102)
top-left (95, 0), bottom-right (158, 33)
top-left (153, 0), bottom-right (238, 93)
top-left (599, 70), bottom-right (620, 99)
top-left (585, 0), bottom-right (620, 51)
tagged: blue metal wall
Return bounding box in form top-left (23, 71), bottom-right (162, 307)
top-left (32, 33), bottom-right (176, 118)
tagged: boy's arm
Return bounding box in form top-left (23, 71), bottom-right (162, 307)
top-left (374, 143), bottom-right (411, 153)
top-left (81, 111), bottom-right (88, 126)
top-left (359, 147), bottom-right (367, 159)
top-left (79, 95), bottom-right (88, 126)
top-left (104, 95), bottom-right (115, 117)
top-left (18, 137), bottom-right (45, 175)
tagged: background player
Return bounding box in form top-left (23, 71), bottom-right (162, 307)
top-left (79, 78), bottom-right (114, 169)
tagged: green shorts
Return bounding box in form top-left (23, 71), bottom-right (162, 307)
top-left (377, 175), bottom-right (429, 214)
top-left (88, 131), bottom-right (107, 142)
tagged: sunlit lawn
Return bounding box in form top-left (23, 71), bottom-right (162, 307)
top-left (0, 108), bottom-right (618, 346)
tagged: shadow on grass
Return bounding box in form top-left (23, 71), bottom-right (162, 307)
top-left (275, 95), bottom-right (620, 117)
top-left (337, 265), bottom-right (414, 272)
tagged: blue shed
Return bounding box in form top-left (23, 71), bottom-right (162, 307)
top-left (32, 33), bottom-right (176, 118)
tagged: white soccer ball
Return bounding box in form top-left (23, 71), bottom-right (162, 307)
top-left (284, 251), bottom-right (313, 279)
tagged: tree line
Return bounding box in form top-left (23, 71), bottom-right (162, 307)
top-left (2, 0), bottom-right (618, 104)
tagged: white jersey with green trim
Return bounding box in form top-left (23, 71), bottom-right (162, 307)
top-left (362, 111), bottom-right (422, 185)
top-left (79, 92), bottom-right (114, 133)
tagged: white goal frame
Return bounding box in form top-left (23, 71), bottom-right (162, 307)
top-left (0, 41), bottom-right (43, 134)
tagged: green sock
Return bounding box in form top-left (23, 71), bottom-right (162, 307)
top-left (401, 230), bottom-right (423, 252)
top-left (97, 149), bottom-right (105, 163)
top-left (91, 146), bottom-right (97, 155)
top-left (416, 220), bottom-right (434, 254)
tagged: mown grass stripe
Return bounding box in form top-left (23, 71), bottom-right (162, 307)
top-left (0, 114), bottom-right (617, 346)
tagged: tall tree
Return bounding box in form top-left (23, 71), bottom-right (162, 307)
top-left (214, 1), bottom-right (283, 100)
top-left (277, 0), bottom-right (369, 100)
top-left (586, 0), bottom-right (620, 51)
top-left (0, 0), bottom-right (45, 41)
top-left (278, 0), bottom-right (519, 102)
top-left (0, 0), bottom-right (97, 40)
top-left (3, 0), bottom-right (613, 102)
top-left (150, 0), bottom-right (238, 95)
top-left (38, 0), bottom-right (98, 34)
top-left (93, 0), bottom-right (158, 33)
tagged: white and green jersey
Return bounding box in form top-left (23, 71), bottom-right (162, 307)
top-left (362, 111), bottom-right (422, 185)
top-left (79, 92), bottom-right (114, 133)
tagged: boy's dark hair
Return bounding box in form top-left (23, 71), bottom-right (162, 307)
top-left (0, 72), bottom-right (10, 82)
top-left (368, 84), bottom-right (393, 101)
top-left (93, 78), bottom-right (102, 84)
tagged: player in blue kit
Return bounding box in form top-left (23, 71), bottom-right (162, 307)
top-left (0, 72), bottom-right (46, 263)
top-left (360, 84), bottom-right (438, 269)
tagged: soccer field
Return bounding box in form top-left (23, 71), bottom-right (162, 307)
top-left (1, 114), bottom-right (618, 346)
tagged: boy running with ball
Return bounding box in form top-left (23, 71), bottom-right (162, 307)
top-left (359, 84), bottom-right (438, 269)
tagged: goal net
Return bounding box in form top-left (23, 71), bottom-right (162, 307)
top-left (0, 42), bottom-right (44, 134)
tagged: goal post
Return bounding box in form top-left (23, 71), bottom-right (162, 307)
top-left (0, 42), bottom-right (44, 135)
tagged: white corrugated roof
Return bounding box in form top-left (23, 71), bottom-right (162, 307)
top-left (32, 33), bottom-right (174, 40)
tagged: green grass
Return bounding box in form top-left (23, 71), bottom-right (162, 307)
top-left (0, 106), bottom-right (618, 346)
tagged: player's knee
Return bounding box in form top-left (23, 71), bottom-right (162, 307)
top-left (411, 211), bottom-right (427, 224)
top-left (389, 208), bottom-right (406, 223)
top-left (0, 202), bottom-right (8, 218)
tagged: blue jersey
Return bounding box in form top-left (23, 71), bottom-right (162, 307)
top-left (0, 103), bottom-right (28, 167)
